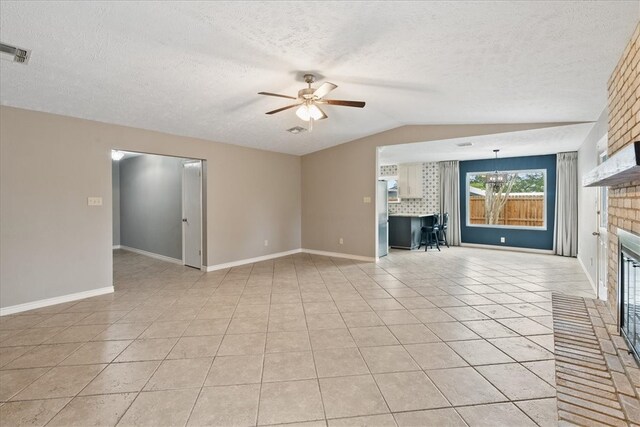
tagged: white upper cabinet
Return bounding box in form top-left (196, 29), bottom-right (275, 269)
top-left (397, 163), bottom-right (424, 199)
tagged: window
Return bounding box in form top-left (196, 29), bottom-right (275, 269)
top-left (466, 169), bottom-right (546, 230)
top-left (380, 176), bottom-right (400, 203)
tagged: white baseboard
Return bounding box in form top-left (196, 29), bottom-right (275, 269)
top-left (205, 249), bottom-right (303, 272)
top-left (112, 245), bottom-right (121, 250)
top-left (577, 253), bottom-right (597, 295)
top-left (204, 248), bottom-right (377, 272)
top-left (302, 249), bottom-right (376, 262)
top-left (0, 286), bottom-right (114, 316)
top-left (460, 242), bottom-right (554, 255)
top-left (119, 245), bottom-right (183, 265)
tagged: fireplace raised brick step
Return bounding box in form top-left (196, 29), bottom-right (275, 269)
top-left (552, 293), bottom-right (640, 426)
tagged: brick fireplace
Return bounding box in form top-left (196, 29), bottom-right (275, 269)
top-left (607, 23), bottom-right (640, 319)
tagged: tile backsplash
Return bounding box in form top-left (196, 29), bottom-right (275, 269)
top-left (380, 163), bottom-right (440, 215)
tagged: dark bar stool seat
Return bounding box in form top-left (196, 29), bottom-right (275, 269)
top-left (418, 215), bottom-right (440, 251)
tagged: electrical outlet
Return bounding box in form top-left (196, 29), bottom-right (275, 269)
top-left (500, 237), bottom-right (506, 243)
top-left (363, 196), bottom-right (371, 204)
top-left (87, 197), bottom-right (102, 206)
top-left (264, 240), bottom-right (269, 247)
top-left (339, 238), bottom-right (344, 245)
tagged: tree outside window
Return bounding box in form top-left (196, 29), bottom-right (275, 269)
top-left (468, 170), bottom-right (546, 228)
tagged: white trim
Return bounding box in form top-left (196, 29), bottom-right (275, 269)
top-left (182, 160), bottom-right (203, 269)
top-left (205, 249), bottom-right (303, 272)
top-left (302, 249), bottom-right (376, 262)
top-left (119, 245), bottom-right (183, 265)
top-left (464, 168), bottom-right (548, 231)
top-left (0, 286), bottom-right (114, 316)
top-left (460, 242), bottom-right (554, 255)
top-left (112, 245), bottom-right (121, 250)
top-left (204, 248), bottom-right (377, 272)
top-left (577, 253), bottom-right (598, 295)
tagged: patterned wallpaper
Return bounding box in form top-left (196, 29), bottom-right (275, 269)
top-left (379, 163), bottom-right (440, 214)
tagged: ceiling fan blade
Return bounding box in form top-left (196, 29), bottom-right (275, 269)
top-left (316, 105), bottom-right (328, 120)
top-left (321, 99), bottom-right (366, 108)
top-left (258, 92), bottom-right (297, 100)
top-left (265, 103), bottom-right (301, 115)
top-left (313, 82), bottom-right (337, 99)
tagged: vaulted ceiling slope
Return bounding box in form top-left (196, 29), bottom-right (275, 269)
top-left (0, 1), bottom-right (638, 155)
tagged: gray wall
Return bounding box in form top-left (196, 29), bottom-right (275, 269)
top-left (119, 154), bottom-right (184, 260)
top-left (112, 160), bottom-right (120, 246)
top-left (577, 108), bottom-right (608, 291)
top-left (0, 106), bottom-right (301, 310)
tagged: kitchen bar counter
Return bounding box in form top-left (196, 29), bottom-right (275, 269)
top-left (388, 213), bottom-right (436, 249)
top-left (389, 213), bottom-right (432, 217)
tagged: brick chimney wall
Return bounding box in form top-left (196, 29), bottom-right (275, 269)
top-left (607, 23), bottom-right (640, 315)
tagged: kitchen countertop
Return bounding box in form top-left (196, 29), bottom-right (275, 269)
top-left (388, 213), bottom-right (435, 217)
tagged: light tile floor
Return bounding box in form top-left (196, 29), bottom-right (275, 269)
top-left (0, 247), bottom-right (595, 426)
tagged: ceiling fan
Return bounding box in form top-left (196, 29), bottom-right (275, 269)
top-left (258, 74), bottom-right (365, 130)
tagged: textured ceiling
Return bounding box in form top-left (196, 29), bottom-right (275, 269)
top-left (378, 123), bottom-right (595, 164)
top-left (0, 1), bottom-right (638, 155)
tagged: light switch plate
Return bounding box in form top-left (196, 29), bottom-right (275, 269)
top-left (88, 197), bottom-right (103, 206)
top-left (363, 196), bottom-right (371, 204)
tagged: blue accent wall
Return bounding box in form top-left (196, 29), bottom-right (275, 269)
top-left (459, 154), bottom-right (556, 250)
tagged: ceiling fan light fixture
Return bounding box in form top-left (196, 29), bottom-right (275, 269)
top-left (295, 103), bottom-right (323, 121)
top-left (259, 74), bottom-right (364, 125)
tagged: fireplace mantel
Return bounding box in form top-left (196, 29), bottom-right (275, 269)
top-left (583, 141), bottom-right (640, 187)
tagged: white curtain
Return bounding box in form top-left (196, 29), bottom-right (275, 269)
top-left (554, 152), bottom-right (578, 256)
top-left (439, 160), bottom-right (461, 246)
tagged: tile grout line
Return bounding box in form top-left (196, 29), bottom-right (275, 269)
top-left (73, 266), bottom-right (207, 426)
top-left (153, 265), bottom-right (229, 427)
top-left (184, 263), bottom-right (246, 426)
top-left (295, 256), bottom-right (329, 426)
top-left (254, 260), bottom-right (274, 426)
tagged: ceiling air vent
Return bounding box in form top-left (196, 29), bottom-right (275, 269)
top-left (287, 126), bottom-right (307, 134)
top-left (0, 43), bottom-right (30, 64)
top-left (457, 142), bottom-right (473, 147)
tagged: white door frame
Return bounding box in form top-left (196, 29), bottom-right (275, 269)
top-left (596, 187), bottom-right (608, 301)
top-left (375, 147), bottom-right (382, 260)
top-left (182, 160), bottom-right (204, 270)
top-left (596, 138), bottom-right (608, 301)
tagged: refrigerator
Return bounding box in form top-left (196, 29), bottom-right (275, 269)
top-left (377, 180), bottom-right (389, 257)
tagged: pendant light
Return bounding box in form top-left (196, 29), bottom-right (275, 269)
top-left (486, 149), bottom-right (509, 185)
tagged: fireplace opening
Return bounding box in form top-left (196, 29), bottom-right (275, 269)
top-left (619, 229), bottom-right (640, 361)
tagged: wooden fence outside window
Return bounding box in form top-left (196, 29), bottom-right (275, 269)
top-left (469, 195), bottom-right (544, 227)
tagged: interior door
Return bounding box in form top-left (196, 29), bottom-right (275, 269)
top-left (377, 181), bottom-right (388, 257)
top-left (182, 161), bottom-right (202, 269)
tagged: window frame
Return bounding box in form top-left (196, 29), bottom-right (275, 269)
top-left (465, 168), bottom-right (548, 231)
top-left (379, 175), bottom-right (401, 204)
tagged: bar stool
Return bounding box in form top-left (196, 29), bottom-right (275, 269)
top-left (419, 215), bottom-right (440, 251)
